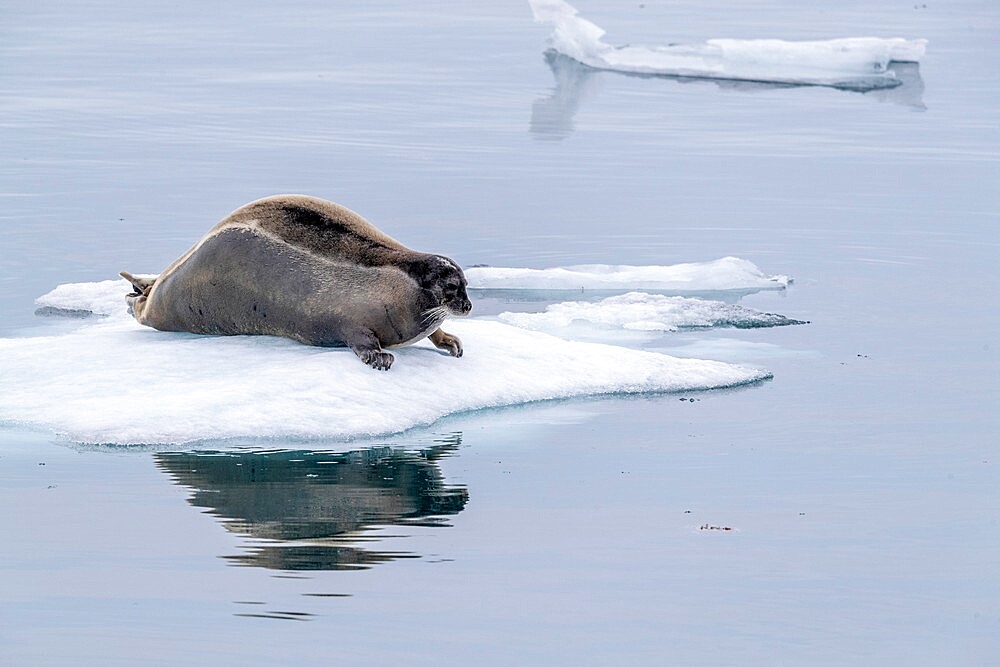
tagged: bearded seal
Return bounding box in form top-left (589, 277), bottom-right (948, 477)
top-left (120, 195), bottom-right (472, 370)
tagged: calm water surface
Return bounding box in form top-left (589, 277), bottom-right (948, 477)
top-left (1, 0), bottom-right (998, 663)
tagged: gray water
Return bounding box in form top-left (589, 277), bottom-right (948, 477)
top-left (1, 0), bottom-right (998, 663)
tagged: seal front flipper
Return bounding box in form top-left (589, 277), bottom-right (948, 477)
top-left (429, 328), bottom-right (463, 358)
top-left (340, 327), bottom-right (394, 371)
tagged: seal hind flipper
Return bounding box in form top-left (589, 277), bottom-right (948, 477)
top-left (119, 271), bottom-right (155, 297)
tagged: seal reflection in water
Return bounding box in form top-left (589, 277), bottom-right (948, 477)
top-left (120, 195), bottom-right (473, 370)
top-left (155, 440), bottom-right (468, 571)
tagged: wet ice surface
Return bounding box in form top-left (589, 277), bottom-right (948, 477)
top-left (2, 0), bottom-right (999, 663)
top-left (530, 0), bottom-right (925, 89)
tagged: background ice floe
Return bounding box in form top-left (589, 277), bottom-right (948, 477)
top-left (529, 0), bottom-right (926, 89)
top-left (466, 256), bottom-right (788, 292)
top-left (498, 292), bottom-right (807, 334)
top-left (2, 278), bottom-right (771, 445)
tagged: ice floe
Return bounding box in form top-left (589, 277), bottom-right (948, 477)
top-left (1, 279), bottom-right (771, 445)
top-left (529, 0), bottom-right (926, 89)
top-left (466, 257), bottom-right (789, 292)
top-left (498, 292), bottom-right (806, 334)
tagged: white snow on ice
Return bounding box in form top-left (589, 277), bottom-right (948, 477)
top-left (498, 292), bottom-right (806, 334)
top-left (467, 257), bottom-right (789, 292)
top-left (2, 278), bottom-right (771, 445)
top-left (529, 0), bottom-right (926, 89)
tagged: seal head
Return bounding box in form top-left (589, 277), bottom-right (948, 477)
top-left (406, 255), bottom-right (473, 322)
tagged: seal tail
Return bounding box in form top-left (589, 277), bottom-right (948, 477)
top-left (120, 271), bottom-right (156, 297)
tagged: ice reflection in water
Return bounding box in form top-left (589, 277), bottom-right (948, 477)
top-left (156, 435), bottom-right (468, 572)
top-left (532, 52), bottom-right (926, 140)
top-left (530, 52), bottom-right (603, 140)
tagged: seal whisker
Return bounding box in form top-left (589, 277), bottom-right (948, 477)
top-left (421, 305), bottom-right (448, 328)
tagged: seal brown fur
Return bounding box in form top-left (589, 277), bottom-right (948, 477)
top-left (121, 195), bottom-right (472, 370)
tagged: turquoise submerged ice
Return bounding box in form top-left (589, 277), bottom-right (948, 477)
top-left (529, 0), bottom-right (926, 89)
top-left (2, 264), bottom-right (781, 445)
